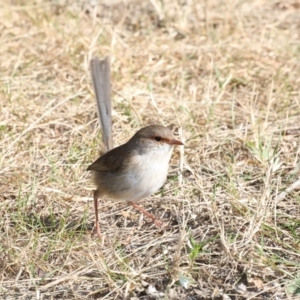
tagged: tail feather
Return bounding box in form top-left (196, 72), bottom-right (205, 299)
top-left (90, 56), bottom-right (113, 152)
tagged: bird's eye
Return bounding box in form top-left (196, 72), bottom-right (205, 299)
top-left (154, 136), bottom-right (162, 142)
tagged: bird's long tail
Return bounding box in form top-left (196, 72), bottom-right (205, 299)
top-left (90, 56), bottom-right (113, 152)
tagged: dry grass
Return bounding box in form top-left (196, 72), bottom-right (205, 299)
top-left (1, 0), bottom-right (300, 299)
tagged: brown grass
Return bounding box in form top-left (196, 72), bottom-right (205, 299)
top-left (1, 0), bottom-right (300, 299)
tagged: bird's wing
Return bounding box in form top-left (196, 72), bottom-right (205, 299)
top-left (87, 145), bottom-right (139, 172)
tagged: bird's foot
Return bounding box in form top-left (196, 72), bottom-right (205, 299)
top-left (128, 201), bottom-right (169, 229)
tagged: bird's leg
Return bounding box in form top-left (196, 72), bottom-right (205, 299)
top-left (93, 190), bottom-right (101, 238)
top-left (128, 201), bottom-right (165, 228)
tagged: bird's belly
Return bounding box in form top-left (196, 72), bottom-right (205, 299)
top-left (133, 164), bottom-right (168, 199)
top-left (95, 160), bottom-right (169, 202)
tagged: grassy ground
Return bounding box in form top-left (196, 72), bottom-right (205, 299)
top-left (1, 0), bottom-right (300, 299)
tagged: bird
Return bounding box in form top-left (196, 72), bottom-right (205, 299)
top-left (87, 56), bottom-right (183, 237)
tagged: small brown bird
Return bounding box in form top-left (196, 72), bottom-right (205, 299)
top-left (88, 57), bottom-right (183, 237)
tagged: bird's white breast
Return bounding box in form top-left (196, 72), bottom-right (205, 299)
top-left (119, 143), bottom-right (173, 201)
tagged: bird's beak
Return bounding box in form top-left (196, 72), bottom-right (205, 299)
top-left (168, 139), bottom-right (184, 146)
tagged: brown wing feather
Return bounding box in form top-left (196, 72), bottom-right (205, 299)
top-left (87, 145), bottom-right (137, 172)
